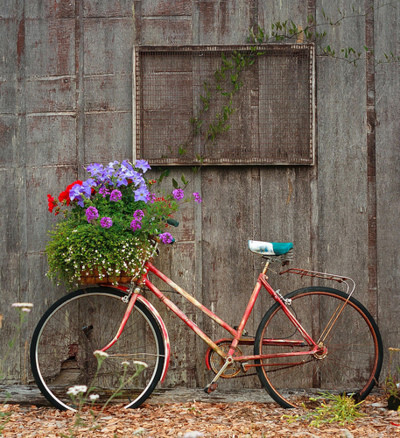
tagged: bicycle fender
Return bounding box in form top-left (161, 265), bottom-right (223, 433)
top-left (136, 295), bottom-right (170, 382)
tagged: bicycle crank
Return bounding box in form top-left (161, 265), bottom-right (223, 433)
top-left (209, 343), bottom-right (243, 378)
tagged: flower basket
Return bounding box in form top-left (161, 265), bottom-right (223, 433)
top-left (79, 269), bottom-right (133, 285)
top-left (45, 159), bottom-right (202, 289)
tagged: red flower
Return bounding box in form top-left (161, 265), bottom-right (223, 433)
top-left (47, 194), bottom-right (57, 213)
top-left (58, 180), bottom-right (83, 205)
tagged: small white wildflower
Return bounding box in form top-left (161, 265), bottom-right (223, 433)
top-left (12, 303), bottom-right (33, 308)
top-left (133, 361), bottom-right (148, 369)
top-left (67, 387), bottom-right (79, 396)
top-left (67, 385), bottom-right (87, 396)
top-left (93, 350), bottom-right (109, 358)
top-left (89, 394), bottom-right (99, 401)
top-left (121, 361), bottom-right (130, 367)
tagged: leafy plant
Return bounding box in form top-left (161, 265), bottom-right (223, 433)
top-left (46, 159), bottom-right (202, 288)
top-left (383, 347), bottom-right (400, 410)
top-left (283, 392), bottom-right (365, 427)
top-left (60, 352), bottom-right (148, 437)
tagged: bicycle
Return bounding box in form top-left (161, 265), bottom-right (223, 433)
top-left (30, 238), bottom-right (383, 411)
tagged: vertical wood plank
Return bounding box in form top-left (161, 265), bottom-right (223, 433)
top-left (375, 2), bottom-right (400, 364)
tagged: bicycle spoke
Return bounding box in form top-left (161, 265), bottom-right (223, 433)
top-left (254, 287), bottom-right (382, 408)
top-left (31, 288), bottom-right (165, 411)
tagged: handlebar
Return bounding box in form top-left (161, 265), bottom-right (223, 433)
top-left (166, 218), bottom-right (179, 227)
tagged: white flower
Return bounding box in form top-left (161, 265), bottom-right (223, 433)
top-left (12, 303), bottom-right (33, 312)
top-left (89, 394), bottom-right (99, 401)
top-left (12, 303), bottom-right (33, 308)
top-left (121, 361), bottom-right (130, 367)
top-left (67, 385), bottom-right (87, 396)
top-left (133, 361), bottom-right (148, 369)
top-left (93, 350), bottom-right (109, 358)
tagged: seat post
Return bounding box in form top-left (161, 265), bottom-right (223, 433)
top-left (262, 259), bottom-right (270, 275)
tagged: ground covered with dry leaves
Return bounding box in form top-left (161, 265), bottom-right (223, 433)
top-left (1, 395), bottom-right (400, 437)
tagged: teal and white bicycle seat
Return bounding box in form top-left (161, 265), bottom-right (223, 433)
top-left (248, 240), bottom-right (293, 256)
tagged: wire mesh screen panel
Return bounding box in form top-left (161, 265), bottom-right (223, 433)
top-left (135, 45), bottom-right (315, 165)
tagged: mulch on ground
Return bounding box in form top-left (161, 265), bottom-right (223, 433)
top-left (1, 395), bottom-right (399, 437)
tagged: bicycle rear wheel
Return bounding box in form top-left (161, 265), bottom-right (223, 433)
top-left (30, 287), bottom-right (165, 411)
top-left (254, 286), bottom-right (383, 408)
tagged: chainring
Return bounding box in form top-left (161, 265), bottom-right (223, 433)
top-left (209, 342), bottom-right (243, 378)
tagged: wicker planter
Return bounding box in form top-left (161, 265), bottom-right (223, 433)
top-left (79, 269), bottom-right (133, 285)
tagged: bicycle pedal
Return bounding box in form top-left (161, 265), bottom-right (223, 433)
top-left (204, 383), bottom-right (218, 394)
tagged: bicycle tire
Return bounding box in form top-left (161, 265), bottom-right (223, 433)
top-left (30, 287), bottom-right (165, 411)
top-left (254, 286), bottom-right (383, 408)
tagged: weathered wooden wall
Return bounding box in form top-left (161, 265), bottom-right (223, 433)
top-left (1, 0), bottom-right (399, 392)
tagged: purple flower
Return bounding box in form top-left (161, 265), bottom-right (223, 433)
top-left (193, 192), bottom-right (202, 203)
top-left (133, 209), bottom-right (144, 219)
top-left (130, 219), bottom-right (142, 231)
top-left (159, 232), bottom-right (174, 244)
top-left (99, 186), bottom-right (110, 198)
top-left (100, 217), bottom-right (113, 229)
top-left (85, 206), bottom-right (99, 223)
top-left (172, 189), bottom-right (184, 201)
top-left (131, 172), bottom-right (145, 187)
top-left (69, 183), bottom-right (84, 201)
top-left (110, 189), bottom-right (122, 202)
top-left (115, 175), bottom-right (128, 187)
top-left (81, 179), bottom-right (95, 198)
top-left (147, 193), bottom-right (156, 204)
top-left (86, 163), bottom-right (104, 177)
top-left (135, 159), bottom-right (151, 173)
top-left (134, 186), bottom-right (149, 202)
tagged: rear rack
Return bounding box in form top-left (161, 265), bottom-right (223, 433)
top-left (279, 267), bottom-right (356, 297)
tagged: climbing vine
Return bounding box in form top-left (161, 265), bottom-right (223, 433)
top-left (167, 3), bottom-right (399, 164)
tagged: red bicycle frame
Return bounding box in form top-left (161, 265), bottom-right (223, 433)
top-left (100, 257), bottom-right (322, 383)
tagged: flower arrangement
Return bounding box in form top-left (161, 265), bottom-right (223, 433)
top-left (46, 159), bottom-right (201, 288)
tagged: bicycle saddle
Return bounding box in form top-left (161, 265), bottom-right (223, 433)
top-left (248, 240), bottom-right (293, 256)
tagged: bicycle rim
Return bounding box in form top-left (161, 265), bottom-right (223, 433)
top-left (254, 286), bottom-right (383, 408)
top-left (30, 287), bottom-right (165, 411)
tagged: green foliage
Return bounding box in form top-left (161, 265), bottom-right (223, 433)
top-left (283, 392), bottom-right (365, 427)
top-left (46, 221), bottom-right (154, 288)
top-left (0, 411), bottom-right (11, 437)
top-left (45, 160), bottom-right (189, 288)
top-left (61, 354), bottom-right (148, 436)
top-left (384, 348), bottom-right (400, 401)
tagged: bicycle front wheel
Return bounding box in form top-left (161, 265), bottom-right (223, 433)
top-left (30, 287), bottom-right (165, 411)
top-left (254, 286), bottom-right (383, 408)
